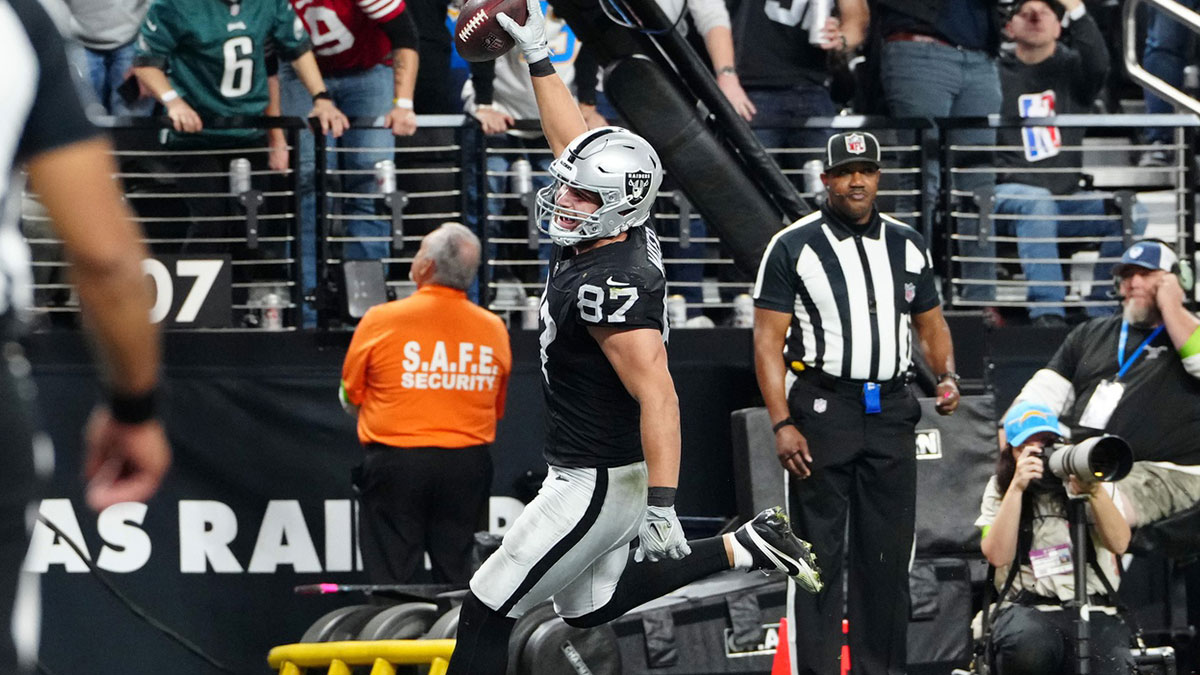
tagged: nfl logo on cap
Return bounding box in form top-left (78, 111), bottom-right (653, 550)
top-left (825, 131), bottom-right (881, 171)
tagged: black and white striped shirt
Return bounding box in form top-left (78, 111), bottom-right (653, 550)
top-left (753, 204), bottom-right (940, 382)
top-left (0, 0), bottom-right (98, 317)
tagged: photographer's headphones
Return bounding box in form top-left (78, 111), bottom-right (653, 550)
top-left (1111, 239), bottom-right (1194, 298)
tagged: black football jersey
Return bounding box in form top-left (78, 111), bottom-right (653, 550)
top-left (538, 226), bottom-right (668, 468)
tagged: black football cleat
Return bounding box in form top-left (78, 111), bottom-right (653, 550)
top-left (735, 506), bottom-right (822, 593)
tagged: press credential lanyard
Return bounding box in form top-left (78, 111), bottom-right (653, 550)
top-left (1116, 321), bottom-right (1165, 381)
top-left (1080, 321), bottom-right (1165, 429)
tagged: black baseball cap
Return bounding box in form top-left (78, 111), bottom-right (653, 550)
top-left (1009, 0), bottom-right (1065, 21)
top-left (824, 132), bottom-right (882, 172)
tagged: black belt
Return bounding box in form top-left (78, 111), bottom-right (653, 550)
top-left (795, 368), bottom-right (909, 397)
top-left (1011, 590), bottom-right (1111, 607)
top-left (366, 442), bottom-right (488, 453)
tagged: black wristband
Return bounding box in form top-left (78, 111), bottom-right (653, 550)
top-left (313, 91), bottom-right (332, 102)
top-left (108, 388), bottom-right (158, 425)
top-left (772, 417), bottom-right (795, 433)
top-left (647, 486), bottom-right (676, 507)
top-left (527, 57), bottom-right (555, 77)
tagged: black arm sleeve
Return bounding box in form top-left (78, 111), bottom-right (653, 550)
top-left (1061, 13), bottom-right (1109, 105)
top-left (469, 59), bottom-right (496, 106)
top-left (131, 53), bottom-right (168, 69)
top-left (12, 0), bottom-right (99, 161)
top-left (378, 9), bottom-right (419, 52)
top-left (264, 40), bottom-right (280, 77)
top-left (574, 44), bottom-right (598, 106)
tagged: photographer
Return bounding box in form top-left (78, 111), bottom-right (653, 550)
top-left (977, 402), bottom-right (1135, 675)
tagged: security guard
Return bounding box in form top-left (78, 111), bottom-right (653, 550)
top-left (340, 223), bottom-right (512, 585)
top-left (752, 131), bottom-right (959, 675)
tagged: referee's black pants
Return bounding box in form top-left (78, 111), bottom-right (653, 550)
top-left (356, 445), bottom-right (492, 586)
top-left (786, 376), bottom-right (920, 675)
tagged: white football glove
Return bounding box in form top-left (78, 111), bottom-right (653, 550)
top-left (496, 0), bottom-right (551, 63)
top-left (634, 505), bottom-right (692, 563)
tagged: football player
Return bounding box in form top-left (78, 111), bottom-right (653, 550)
top-left (444, 1), bottom-right (822, 671)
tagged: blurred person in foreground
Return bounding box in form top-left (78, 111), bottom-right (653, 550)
top-left (2, 0), bottom-right (170, 670)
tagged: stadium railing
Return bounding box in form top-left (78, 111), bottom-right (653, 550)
top-left (18, 113), bottom-right (1198, 331)
top-left (941, 114), bottom-right (1198, 314)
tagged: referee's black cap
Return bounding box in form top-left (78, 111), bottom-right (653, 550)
top-left (825, 132), bottom-right (882, 172)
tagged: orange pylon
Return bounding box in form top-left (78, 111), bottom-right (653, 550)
top-left (840, 619), bottom-right (850, 675)
top-left (771, 617), bottom-right (791, 675)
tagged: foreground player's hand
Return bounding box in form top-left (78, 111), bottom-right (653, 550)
top-left (634, 505), bottom-right (691, 562)
top-left (83, 407), bottom-right (171, 511)
top-left (776, 424), bottom-right (813, 478)
top-left (497, 0), bottom-right (550, 63)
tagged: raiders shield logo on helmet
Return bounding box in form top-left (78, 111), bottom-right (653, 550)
top-left (844, 133), bottom-right (867, 154)
top-left (625, 171), bottom-right (652, 206)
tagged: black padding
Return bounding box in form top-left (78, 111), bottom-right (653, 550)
top-left (358, 602), bottom-right (440, 640)
top-left (726, 592), bottom-right (764, 652)
top-left (604, 56), bottom-right (786, 274)
top-left (907, 558), bottom-right (972, 668)
top-left (641, 609), bottom-right (678, 667)
top-left (913, 395), bottom-right (997, 556)
top-left (300, 605), bottom-right (387, 643)
top-left (730, 407), bottom-right (787, 524)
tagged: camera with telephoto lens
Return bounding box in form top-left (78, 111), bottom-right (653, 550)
top-left (1042, 435), bottom-right (1133, 483)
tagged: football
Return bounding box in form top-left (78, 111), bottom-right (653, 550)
top-left (454, 0), bottom-right (529, 62)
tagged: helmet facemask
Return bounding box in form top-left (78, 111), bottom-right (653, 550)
top-left (534, 127), bottom-right (662, 247)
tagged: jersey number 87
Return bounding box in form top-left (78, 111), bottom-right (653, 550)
top-left (578, 283), bottom-right (638, 323)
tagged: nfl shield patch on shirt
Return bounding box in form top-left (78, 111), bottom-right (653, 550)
top-left (814, 398), bottom-right (827, 413)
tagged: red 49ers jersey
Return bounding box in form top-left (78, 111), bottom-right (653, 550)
top-left (289, 0), bottom-right (406, 72)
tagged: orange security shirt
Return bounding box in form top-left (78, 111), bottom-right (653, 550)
top-left (340, 285), bottom-right (512, 448)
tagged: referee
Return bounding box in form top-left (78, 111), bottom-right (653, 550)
top-left (752, 131), bottom-right (958, 675)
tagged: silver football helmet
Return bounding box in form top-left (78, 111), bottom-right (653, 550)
top-left (534, 126), bottom-right (663, 246)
